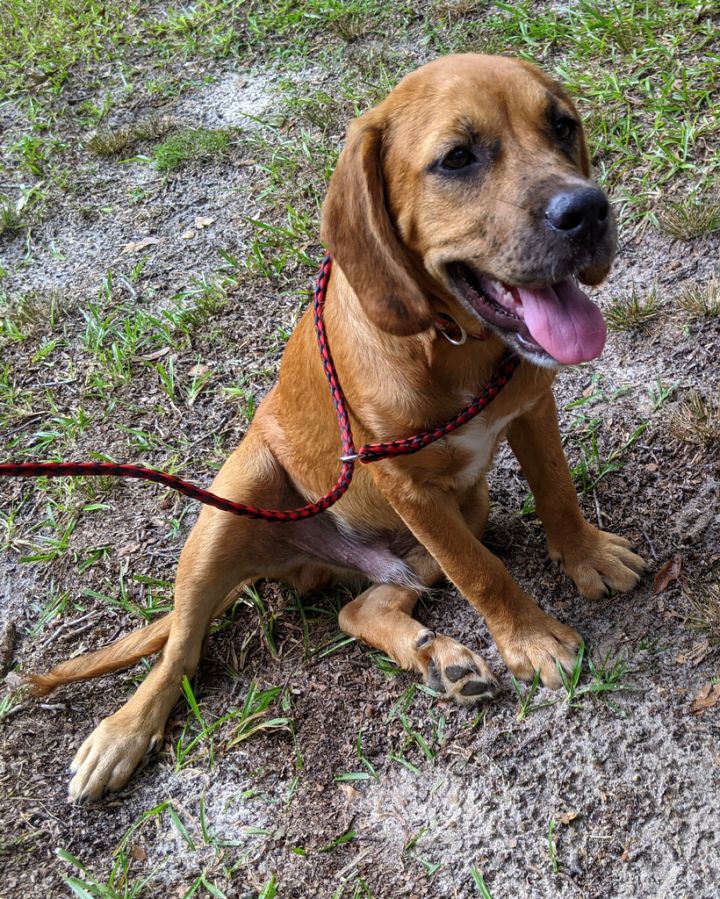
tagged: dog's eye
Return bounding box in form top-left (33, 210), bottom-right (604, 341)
top-left (554, 117), bottom-right (577, 142)
top-left (441, 147), bottom-right (475, 170)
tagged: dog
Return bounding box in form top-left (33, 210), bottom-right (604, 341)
top-left (30, 54), bottom-right (646, 801)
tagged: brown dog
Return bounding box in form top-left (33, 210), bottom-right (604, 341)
top-left (32, 54), bottom-right (646, 801)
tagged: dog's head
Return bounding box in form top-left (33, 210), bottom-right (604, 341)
top-left (321, 54), bottom-right (616, 367)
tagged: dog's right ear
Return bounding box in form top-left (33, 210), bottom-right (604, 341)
top-left (320, 115), bottom-right (433, 336)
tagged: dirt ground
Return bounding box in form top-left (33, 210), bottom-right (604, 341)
top-left (1, 4), bottom-right (719, 898)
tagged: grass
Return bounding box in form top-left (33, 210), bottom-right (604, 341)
top-left (657, 195), bottom-right (720, 240)
top-left (522, 377), bottom-right (648, 513)
top-left (605, 287), bottom-right (661, 332)
top-left (510, 644), bottom-right (635, 718)
top-left (0, 195), bottom-right (24, 236)
top-left (87, 116), bottom-right (176, 158)
top-left (55, 793), bottom-right (277, 897)
top-left (81, 567), bottom-right (172, 622)
top-left (510, 669), bottom-right (542, 722)
top-left (57, 800), bottom-right (197, 897)
top-left (152, 129), bottom-right (234, 173)
top-left (547, 817), bottom-right (560, 874)
top-left (567, 414), bottom-right (649, 496)
top-left (175, 677), bottom-right (290, 770)
top-left (0, 0), bottom-right (138, 97)
top-left (669, 389), bottom-right (720, 449)
top-left (677, 279), bottom-right (720, 320)
top-left (684, 579), bottom-right (720, 643)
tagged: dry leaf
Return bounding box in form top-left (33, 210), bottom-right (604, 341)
top-left (339, 783), bottom-right (360, 802)
top-left (653, 555), bottom-right (682, 595)
top-left (674, 641), bottom-right (710, 667)
top-left (194, 216), bottom-right (214, 229)
top-left (118, 542), bottom-right (141, 557)
top-left (691, 682), bottom-right (720, 714)
top-left (130, 844), bottom-right (147, 861)
top-left (122, 236), bottom-right (160, 254)
top-left (141, 347), bottom-right (170, 361)
top-left (181, 229), bottom-right (195, 240)
top-left (188, 363), bottom-right (210, 378)
top-left (558, 810), bottom-right (578, 825)
top-left (5, 670), bottom-right (22, 689)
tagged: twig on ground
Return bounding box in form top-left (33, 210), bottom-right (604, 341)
top-left (37, 610), bottom-right (99, 650)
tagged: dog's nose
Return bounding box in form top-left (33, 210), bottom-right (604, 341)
top-left (545, 188), bottom-right (610, 240)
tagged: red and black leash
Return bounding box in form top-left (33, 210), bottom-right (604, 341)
top-left (0, 256), bottom-right (520, 523)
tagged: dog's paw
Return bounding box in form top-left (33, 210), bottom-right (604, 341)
top-left (415, 631), bottom-right (497, 706)
top-left (494, 605), bottom-right (582, 689)
top-left (550, 526), bottom-right (647, 600)
top-left (69, 714), bottom-right (163, 802)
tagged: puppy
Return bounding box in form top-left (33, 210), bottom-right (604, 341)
top-left (30, 54), bottom-right (645, 800)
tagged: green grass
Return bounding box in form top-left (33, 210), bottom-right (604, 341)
top-left (57, 800), bottom-right (196, 897)
top-left (547, 816), bottom-right (560, 874)
top-left (565, 411), bottom-right (649, 497)
top-left (175, 677), bottom-right (290, 771)
top-left (4, 0), bottom-right (715, 221)
top-left (0, 195), bottom-right (24, 236)
top-left (0, 0), bottom-right (139, 98)
top-left (510, 643), bottom-right (635, 718)
top-left (152, 129), bottom-right (234, 173)
top-left (470, 866), bottom-right (494, 898)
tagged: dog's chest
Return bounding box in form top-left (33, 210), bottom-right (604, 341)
top-left (440, 405), bottom-right (526, 488)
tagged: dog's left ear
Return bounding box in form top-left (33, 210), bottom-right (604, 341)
top-left (321, 113), bottom-right (433, 336)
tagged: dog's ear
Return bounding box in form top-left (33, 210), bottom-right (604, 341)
top-left (320, 115), bottom-right (433, 336)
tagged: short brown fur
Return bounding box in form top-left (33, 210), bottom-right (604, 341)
top-left (30, 55), bottom-right (645, 801)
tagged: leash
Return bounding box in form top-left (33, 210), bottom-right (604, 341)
top-left (0, 256), bottom-right (520, 523)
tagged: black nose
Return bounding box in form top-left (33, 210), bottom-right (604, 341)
top-left (545, 188), bottom-right (610, 240)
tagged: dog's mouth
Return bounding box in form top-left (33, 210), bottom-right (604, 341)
top-left (447, 262), bottom-right (607, 366)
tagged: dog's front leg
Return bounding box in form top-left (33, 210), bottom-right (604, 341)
top-left (370, 468), bottom-right (581, 687)
top-left (507, 390), bottom-right (646, 599)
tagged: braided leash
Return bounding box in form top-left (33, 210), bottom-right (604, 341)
top-left (0, 256), bottom-right (520, 522)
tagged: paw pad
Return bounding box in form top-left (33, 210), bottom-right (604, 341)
top-left (445, 663), bottom-right (476, 683)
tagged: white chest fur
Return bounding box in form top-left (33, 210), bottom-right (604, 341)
top-left (443, 405), bottom-right (528, 489)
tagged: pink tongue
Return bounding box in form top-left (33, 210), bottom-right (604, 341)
top-left (517, 279), bottom-right (606, 365)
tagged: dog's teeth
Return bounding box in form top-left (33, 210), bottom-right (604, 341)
top-left (488, 279), bottom-right (512, 303)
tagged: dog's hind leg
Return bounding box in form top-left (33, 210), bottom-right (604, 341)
top-left (339, 481), bottom-right (497, 707)
top-left (68, 437), bottom-right (294, 802)
top-left (338, 550), bottom-right (497, 707)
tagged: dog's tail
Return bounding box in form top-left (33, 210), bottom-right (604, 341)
top-left (27, 613), bottom-right (174, 696)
